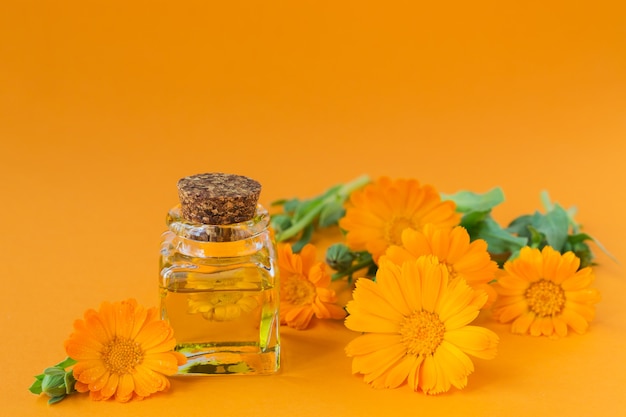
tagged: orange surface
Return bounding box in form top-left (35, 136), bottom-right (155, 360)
top-left (2, 1), bottom-right (626, 416)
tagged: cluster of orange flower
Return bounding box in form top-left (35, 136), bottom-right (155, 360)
top-left (31, 176), bottom-right (602, 403)
top-left (277, 177), bottom-right (601, 394)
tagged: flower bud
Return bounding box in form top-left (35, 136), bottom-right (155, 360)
top-left (41, 367), bottom-right (75, 403)
top-left (326, 243), bottom-right (355, 271)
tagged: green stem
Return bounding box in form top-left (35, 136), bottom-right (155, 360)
top-left (331, 256), bottom-right (376, 281)
top-left (276, 174), bottom-right (370, 242)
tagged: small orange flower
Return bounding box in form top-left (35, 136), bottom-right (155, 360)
top-left (492, 246), bottom-right (601, 337)
top-left (64, 299), bottom-right (187, 402)
top-left (339, 177), bottom-right (460, 263)
top-left (278, 243), bottom-right (346, 330)
top-left (382, 225), bottom-right (499, 307)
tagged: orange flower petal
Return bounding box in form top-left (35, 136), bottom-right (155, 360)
top-left (115, 373), bottom-right (135, 402)
top-left (375, 260), bottom-right (413, 316)
top-left (132, 365), bottom-right (170, 397)
top-left (382, 354), bottom-right (420, 389)
top-left (99, 372), bottom-right (119, 400)
top-left (566, 288), bottom-right (601, 304)
top-left (133, 321), bottom-right (175, 351)
top-left (561, 268), bottom-right (595, 291)
top-left (351, 342), bottom-right (406, 378)
top-left (552, 316), bottom-right (568, 337)
top-left (345, 333), bottom-right (402, 356)
top-left (444, 326), bottom-right (498, 359)
top-left (284, 305), bottom-right (315, 329)
top-left (351, 277), bottom-right (406, 321)
top-left (434, 341), bottom-right (474, 390)
top-left (511, 311), bottom-right (535, 334)
top-left (492, 299), bottom-right (527, 323)
top-left (143, 352), bottom-right (184, 375)
top-left (344, 302), bottom-right (400, 333)
top-left (72, 359), bottom-right (108, 383)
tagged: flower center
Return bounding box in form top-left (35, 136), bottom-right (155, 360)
top-left (101, 337), bottom-right (144, 375)
top-left (284, 275), bottom-right (316, 305)
top-left (525, 279), bottom-right (566, 317)
top-left (385, 216), bottom-right (415, 246)
top-left (399, 310), bottom-right (446, 357)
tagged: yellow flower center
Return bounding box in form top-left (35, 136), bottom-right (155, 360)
top-left (101, 337), bottom-right (144, 375)
top-left (385, 216), bottom-right (415, 246)
top-left (399, 310), bottom-right (446, 356)
top-left (525, 279), bottom-right (566, 317)
top-left (284, 275), bottom-right (316, 305)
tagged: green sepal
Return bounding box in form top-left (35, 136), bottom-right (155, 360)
top-left (48, 395), bottom-right (66, 405)
top-left (29, 375), bottom-right (44, 395)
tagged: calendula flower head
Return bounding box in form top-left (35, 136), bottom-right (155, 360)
top-left (339, 177), bottom-right (460, 263)
top-left (345, 256), bottom-right (498, 394)
top-left (382, 225), bottom-right (499, 308)
top-left (492, 246), bottom-right (601, 337)
top-left (185, 269), bottom-right (261, 321)
top-left (64, 299), bottom-right (187, 402)
top-left (278, 243), bottom-right (346, 330)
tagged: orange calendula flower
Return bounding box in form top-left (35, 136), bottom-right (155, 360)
top-left (345, 256), bottom-right (498, 394)
top-left (64, 299), bottom-right (187, 402)
top-left (492, 246), bottom-right (601, 337)
top-left (382, 225), bottom-right (499, 308)
top-left (339, 177), bottom-right (460, 263)
top-left (278, 243), bottom-right (346, 330)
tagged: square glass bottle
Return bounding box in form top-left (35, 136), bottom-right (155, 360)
top-left (159, 173), bottom-right (280, 375)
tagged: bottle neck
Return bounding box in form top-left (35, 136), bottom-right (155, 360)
top-left (166, 204), bottom-right (270, 242)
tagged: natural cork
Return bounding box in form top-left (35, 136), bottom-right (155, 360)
top-left (177, 173), bottom-right (261, 225)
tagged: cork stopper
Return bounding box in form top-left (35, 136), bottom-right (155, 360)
top-left (177, 173), bottom-right (261, 225)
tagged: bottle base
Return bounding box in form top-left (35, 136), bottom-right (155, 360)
top-left (175, 344), bottom-right (280, 375)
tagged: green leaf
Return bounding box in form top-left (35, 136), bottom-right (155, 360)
top-left (292, 198), bottom-right (319, 222)
top-left (534, 204), bottom-right (569, 251)
top-left (291, 224), bottom-right (314, 253)
top-left (274, 175), bottom-right (370, 242)
top-left (526, 225), bottom-right (545, 247)
top-left (270, 214), bottom-right (292, 234)
top-left (318, 200), bottom-right (346, 228)
top-left (567, 232), bottom-right (594, 245)
top-left (54, 357), bottom-right (77, 368)
top-left (459, 210), bottom-right (490, 229)
top-left (441, 187), bottom-right (505, 213)
top-left (270, 198), bottom-right (289, 207)
top-left (506, 214), bottom-right (535, 235)
top-left (473, 217), bottom-right (528, 255)
top-left (282, 198), bottom-right (301, 214)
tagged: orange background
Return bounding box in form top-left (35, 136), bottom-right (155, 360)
top-left (2, 1), bottom-right (625, 416)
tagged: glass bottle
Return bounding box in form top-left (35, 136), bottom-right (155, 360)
top-left (159, 173), bottom-right (280, 375)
